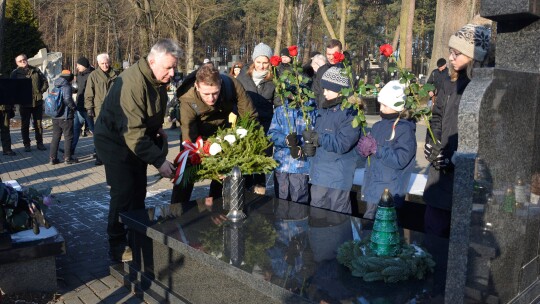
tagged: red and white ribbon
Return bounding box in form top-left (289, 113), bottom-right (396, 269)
top-left (172, 136), bottom-right (204, 185)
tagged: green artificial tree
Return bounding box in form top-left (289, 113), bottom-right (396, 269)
top-left (501, 187), bottom-right (516, 214)
top-left (370, 189), bottom-right (401, 257)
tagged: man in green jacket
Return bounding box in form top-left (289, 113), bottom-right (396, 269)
top-left (10, 54), bottom-right (49, 152)
top-left (171, 64), bottom-right (257, 205)
top-left (94, 39), bottom-right (180, 262)
top-left (84, 53), bottom-right (118, 165)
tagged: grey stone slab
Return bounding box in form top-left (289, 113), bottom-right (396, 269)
top-left (0, 256), bottom-right (57, 294)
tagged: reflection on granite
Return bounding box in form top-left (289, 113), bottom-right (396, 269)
top-left (121, 195), bottom-right (448, 303)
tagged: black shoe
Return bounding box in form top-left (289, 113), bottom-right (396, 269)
top-left (50, 158), bottom-right (61, 165)
top-left (82, 132), bottom-right (88, 137)
top-left (109, 246), bottom-right (133, 263)
top-left (37, 143), bottom-right (47, 151)
top-left (65, 157), bottom-right (79, 164)
top-left (3, 150), bottom-right (16, 156)
top-left (95, 159), bottom-right (103, 166)
top-left (24, 146), bottom-right (31, 152)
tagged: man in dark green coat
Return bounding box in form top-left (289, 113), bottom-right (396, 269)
top-left (94, 39), bottom-right (181, 262)
top-left (10, 54), bottom-right (49, 152)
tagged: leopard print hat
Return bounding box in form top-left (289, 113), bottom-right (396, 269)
top-left (449, 24), bottom-right (491, 62)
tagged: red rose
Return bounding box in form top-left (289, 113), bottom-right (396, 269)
top-left (333, 52), bottom-right (345, 63)
top-left (190, 153), bottom-right (201, 165)
top-left (202, 141), bottom-right (211, 155)
top-left (270, 55), bottom-right (282, 67)
top-left (288, 45), bottom-right (298, 57)
top-left (379, 44), bottom-right (393, 57)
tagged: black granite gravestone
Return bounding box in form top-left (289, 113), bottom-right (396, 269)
top-left (0, 79), bottom-right (33, 106)
top-left (445, 1), bottom-right (540, 303)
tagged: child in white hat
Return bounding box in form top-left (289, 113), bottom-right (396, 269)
top-left (357, 80), bottom-right (417, 220)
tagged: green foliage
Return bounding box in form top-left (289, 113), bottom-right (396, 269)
top-left (1, 0), bottom-right (46, 75)
top-left (337, 238), bottom-right (436, 283)
top-left (194, 116), bottom-right (278, 182)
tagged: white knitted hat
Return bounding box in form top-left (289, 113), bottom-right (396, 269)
top-left (252, 43), bottom-right (273, 61)
top-left (378, 80), bottom-right (406, 112)
top-left (448, 24), bottom-right (491, 61)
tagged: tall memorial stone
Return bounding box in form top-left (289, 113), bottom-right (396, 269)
top-left (446, 1), bottom-right (540, 303)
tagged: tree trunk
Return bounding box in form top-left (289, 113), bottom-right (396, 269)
top-left (105, 0), bottom-right (122, 63)
top-left (405, 0), bottom-right (415, 69)
top-left (127, 0), bottom-right (151, 55)
top-left (274, 0), bottom-right (286, 56)
top-left (285, 0), bottom-right (292, 47)
top-left (0, 0), bottom-right (6, 73)
top-left (301, 0), bottom-right (315, 65)
top-left (392, 25), bottom-right (400, 52)
top-left (339, 0), bottom-right (347, 47)
top-left (429, 0), bottom-right (480, 70)
top-left (398, 0), bottom-right (409, 68)
top-left (317, 0), bottom-right (337, 39)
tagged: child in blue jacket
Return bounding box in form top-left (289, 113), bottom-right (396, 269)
top-left (268, 99), bottom-right (317, 203)
top-left (303, 66), bottom-right (361, 214)
top-left (357, 80), bottom-right (417, 219)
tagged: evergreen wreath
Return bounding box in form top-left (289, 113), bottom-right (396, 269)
top-left (337, 238), bottom-right (436, 283)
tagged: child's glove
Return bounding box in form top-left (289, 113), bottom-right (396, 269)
top-left (302, 130), bottom-right (319, 157)
top-left (286, 133), bottom-right (299, 147)
top-left (357, 134), bottom-right (377, 157)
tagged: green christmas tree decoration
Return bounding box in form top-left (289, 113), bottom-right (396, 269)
top-left (501, 187), bottom-right (516, 214)
top-left (370, 189), bottom-right (401, 257)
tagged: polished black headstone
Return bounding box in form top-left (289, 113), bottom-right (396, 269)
top-left (0, 79), bottom-right (33, 106)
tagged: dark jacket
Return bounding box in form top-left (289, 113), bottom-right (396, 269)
top-left (309, 98), bottom-right (360, 191)
top-left (10, 65), bottom-right (49, 107)
top-left (84, 67), bottom-right (118, 117)
top-left (179, 74), bottom-right (257, 142)
top-left (75, 66), bottom-right (95, 110)
top-left (235, 71), bottom-right (278, 124)
top-left (427, 67), bottom-right (450, 96)
top-left (423, 70), bottom-right (470, 211)
top-left (361, 117), bottom-right (416, 207)
top-left (94, 57), bottom-right (169, 169)
top-left (52, 77), bottom-right (77, 120)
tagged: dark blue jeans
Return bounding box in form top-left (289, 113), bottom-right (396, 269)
top-left (72, 109), bottom-right (94, 154)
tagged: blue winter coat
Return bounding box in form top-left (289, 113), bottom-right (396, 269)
top-left (361, 117), bottom-right (416, 207)
top-left (268, 100), bottom-right (317, 174)
top-left (309, 99), bottom-right (360, 191)
top-left (53, 77), bottom-right (76, 120)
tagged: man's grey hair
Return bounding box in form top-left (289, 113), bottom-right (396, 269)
top-left (97, 53), bottom-right (110, 63)
top-left (149, 39), bottom-right (183, 59)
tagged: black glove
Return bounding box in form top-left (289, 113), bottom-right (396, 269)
top-left (302, 143), bottom-right (316, 157)
top-left (289, 145), bottom-right (302, 159)
top-left (302, 129), bottom-right (319, 147)
top-left (425, 141), bottom-right (450, 170)
top-left (87, 109), bottom-right (95, 118)
top-left (286, 133), bottom-right (298, 147)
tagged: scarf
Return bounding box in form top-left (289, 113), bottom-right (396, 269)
top-left (252, 70), bottom-right (268, 86)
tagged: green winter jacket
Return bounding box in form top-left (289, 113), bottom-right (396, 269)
top-left (10, 65), bottom-right (49, 107)
top-left (84, 67), bottom-right (118, 118)
top-left (93, 57), bottom-right (168, 169)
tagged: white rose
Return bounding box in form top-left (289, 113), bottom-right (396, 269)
top-left (224, 134), bottom-right (236, 144)
top-left (209, 143), bottom-right (222, 155)
top-left (236, 127), bottom-right (248, 138)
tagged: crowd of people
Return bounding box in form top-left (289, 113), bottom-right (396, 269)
top-left (1, 22), bottom-right (491, 262)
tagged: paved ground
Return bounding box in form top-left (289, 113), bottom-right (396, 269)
top-left (0, 115), bottom-right (428, 303)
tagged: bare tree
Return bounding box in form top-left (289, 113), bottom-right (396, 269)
top-left (274, 0), bottom-right (286, 56)
top-left (317, 0), bottom-right (337, 39)
top-left (317, 0), bottom-right (348, 46)
top-left (429, 0), bottom-right (480, 70)
top-left (0, 0), bottom-right (6, 73)
top-left (398, 0), bottom-right (414, 69)
top-left (126, 0), bottom-right (154, 55)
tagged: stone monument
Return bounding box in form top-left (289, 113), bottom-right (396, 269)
top-left (445, 1), bottom-right (540, 303)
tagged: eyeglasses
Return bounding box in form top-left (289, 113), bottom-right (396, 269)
top-left (449, 48), bottom-right (462, 59)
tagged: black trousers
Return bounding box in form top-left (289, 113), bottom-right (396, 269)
top-left (50, 118), bottom-right (74, 160)
top-left (171, 179), bottom-right (223, 204)
top-left (19, 105), bottom-right (44, 146)
top-left (0, 111), bottom-right (12, 152)
top-left (104, 154), bottom-right (147, 247)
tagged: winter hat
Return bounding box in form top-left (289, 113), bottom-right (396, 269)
top-left (77, 57), bottom-right (90, 68)
top-left (60, 69), bottom-right (74, 81)
top-left (280, 48), bottom-right (291, 58)
top-left (448, 24), bottom-right (490, 61)
top-left (378, 80), bottom-right (406, 112)
top-left (252, 43), bottom-right (273, 61)
top-left (320, 66), bottom-right (349, 93)
top-left (436, 58), bottom-right (446, 68)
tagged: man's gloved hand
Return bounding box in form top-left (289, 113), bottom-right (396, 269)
top-left (357, 134), bottom-right (377, 157)
top-left (302, 129), bottom-right (319, 147)
top-left (87, 109), bottom-right (95, 118)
